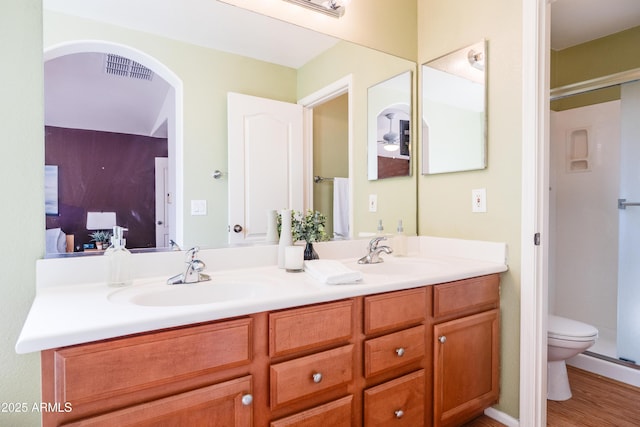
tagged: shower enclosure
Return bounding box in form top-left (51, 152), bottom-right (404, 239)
top-left (550, 79), bottom-right (640, 370)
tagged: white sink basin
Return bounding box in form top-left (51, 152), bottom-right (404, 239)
top-left (347, 257), bottom-right (444, 276)
top-left (109, 280), bottom-right (270, 307)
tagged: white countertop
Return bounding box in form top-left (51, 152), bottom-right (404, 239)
top-left (16, 236), bottom-right (508, 354)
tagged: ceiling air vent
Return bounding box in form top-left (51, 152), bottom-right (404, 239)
top-left (105, 54), bottom-right (153, 81)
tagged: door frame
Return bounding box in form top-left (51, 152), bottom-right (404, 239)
top-left (521, 0), bottom-right (550, 425)
top-left (298, 74), bottom-right (354, 238)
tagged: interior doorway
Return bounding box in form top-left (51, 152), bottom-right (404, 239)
top-left (43, 40), bottom-right (183, 253)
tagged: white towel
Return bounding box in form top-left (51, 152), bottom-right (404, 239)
top-left (304, 259), bottom-right (363, 285)
top-left (333, 177), bottom-right (350, 238)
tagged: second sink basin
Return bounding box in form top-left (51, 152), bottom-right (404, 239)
top-left (109, 280), bottom-right (270, 307)
top-left (347, 256), bottom-right (444, 276)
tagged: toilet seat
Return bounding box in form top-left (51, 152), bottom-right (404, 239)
top-left (548, 315), bottom-right (598, 342)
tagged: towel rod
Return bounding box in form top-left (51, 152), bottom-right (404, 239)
top-left (314, 175), bottom-right (334, 183)
top-left (618, 198), bottom-right (640, 209)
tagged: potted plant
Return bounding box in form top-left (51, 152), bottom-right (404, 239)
top-left (89, 230), bottom-right (112, 250)
top-left (291, 210), bottom-right (329, 260)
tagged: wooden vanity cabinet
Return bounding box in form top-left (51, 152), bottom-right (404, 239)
top-left (432, 274), bottom-right (500, 427)
top-left (40, 274), bottom-right (501, 427)
top-left (41, 317), bottom-right (259, 427)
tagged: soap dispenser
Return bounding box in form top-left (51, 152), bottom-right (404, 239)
top-left (393, 219), bottom-right (408, 257)
top-left (105, 226), bottom-right (132, 287)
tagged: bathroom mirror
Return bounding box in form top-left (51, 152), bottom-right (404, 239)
top-left (43, 0), bottom-right (418, 253)
top-left (421, 40), bottom-right (487, 174)
top-left (367, 71), bottom-right (412, 180)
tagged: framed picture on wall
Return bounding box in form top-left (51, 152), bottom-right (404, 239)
top-left (45, 165), bottom-right (58, 215)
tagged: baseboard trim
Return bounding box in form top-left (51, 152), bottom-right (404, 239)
top-left (484, 407), bottom-right (520, 427)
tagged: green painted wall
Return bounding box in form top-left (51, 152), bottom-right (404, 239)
top-left (0, 1), bottom-right (44, 426)
top-left (418, 0), bottom-right (523, 419)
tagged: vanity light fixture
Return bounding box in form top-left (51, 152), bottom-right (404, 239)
top-left (283, 0), bottom-right (351, 18)
top-left (467, 49), bottom-right (485, 71)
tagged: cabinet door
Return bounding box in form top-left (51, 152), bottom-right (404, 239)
top-left (62, 375), bottom-right (253, 427)
top-left (433, 309), bottom-right (499, 427)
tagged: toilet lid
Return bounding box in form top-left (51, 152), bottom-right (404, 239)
top-left (548, 315), bottom-right (598, 341)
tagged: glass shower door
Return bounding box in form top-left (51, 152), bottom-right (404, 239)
top-left (617, 80), bottom-right (640, 365)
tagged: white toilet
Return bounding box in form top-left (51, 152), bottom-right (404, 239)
top-left (547, 314), bottom-right (598, 401)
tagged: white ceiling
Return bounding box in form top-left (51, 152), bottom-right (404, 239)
top-left (551, 0), bottom-right (640, 50)
top-left (44, 0), bottom-right (640, 136)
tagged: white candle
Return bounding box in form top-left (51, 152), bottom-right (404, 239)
top-left (284, 246), bottom-right (304, 272)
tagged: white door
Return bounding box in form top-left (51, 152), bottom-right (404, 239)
top-left (228, 92), bottom-right (304, 244)
top-left (155, 157), bottom-right (170, 247)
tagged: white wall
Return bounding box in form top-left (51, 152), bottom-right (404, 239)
top-left (549, 101), bottom-right (620, 340)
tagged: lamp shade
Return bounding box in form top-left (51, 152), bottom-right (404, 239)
top-left (86, 212), bottom-right (116, 230)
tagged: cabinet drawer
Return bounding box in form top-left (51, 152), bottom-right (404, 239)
top-left (269, 299), bottom-right (353, 357)
top-left (62, 375), bottom-right (253, 427)
top-left (53, 318), bottom-right (252, 405)
top-left (364, 288), bottom-right (426, 335)
top-left (364, 325), bottom-right (425, 378)
top-left (270, 344), bottom-right (354, 409)
top-left (364, 370), bottom-right (425, 426)
top-left (270, 395), bottom-right (352, 427)
top-left (433, 274), bottom-right (499, 320)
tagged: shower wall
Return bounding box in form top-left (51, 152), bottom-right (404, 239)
top-left (549, 100), bottom-right (621, 341)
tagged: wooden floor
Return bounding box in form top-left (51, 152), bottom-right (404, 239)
top-left (462, 366), bottom-right (640, 427)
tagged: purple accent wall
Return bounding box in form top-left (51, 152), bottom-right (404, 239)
top-left (45, 126), bottom-right (168, 250)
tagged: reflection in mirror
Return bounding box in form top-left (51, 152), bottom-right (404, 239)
top-left (43, 0), bottom-right (418, 255)
top-left (421, 40), bottom-right (487, 174)
top-left (367, 71), bottom-right (412, 180)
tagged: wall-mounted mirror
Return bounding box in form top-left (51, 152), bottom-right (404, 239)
top-left (421, 40), bottom-right (487, 174)
top-left (43, 0), bottom-right (417, 255)
top-left (367, 71), bottom-right (412, 180)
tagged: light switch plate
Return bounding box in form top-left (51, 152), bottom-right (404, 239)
top-left (472, 188), bottom-right (487, 213)
top-left (369, 194), bottom-right (378, 212)
top-left (191, 199), bottom-right (207, 216)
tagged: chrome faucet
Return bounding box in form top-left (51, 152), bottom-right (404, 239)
top-left (358, 236), bottom-right (393, 264)
top-left (167, 247), bottom-right (211, 285)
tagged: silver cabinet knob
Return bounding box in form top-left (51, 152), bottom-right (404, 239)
top-left (439, 336), bottom-right (447, 344)
top-left (233, 224), bottom-right (243, 233)
top-left (312, 372), bottom-right (323, 383)
top-left (395, 409), bottom-right (404, 418)
top-left (241, 394), bottom-right (253, 406)
top-left (395, 347), bottom-right (405, 357)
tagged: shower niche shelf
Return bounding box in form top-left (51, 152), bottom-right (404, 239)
top-left (566, 127), bottom-right (591, 172)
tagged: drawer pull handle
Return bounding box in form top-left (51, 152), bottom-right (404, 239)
top-left (439, 335), bottom-right (447, 344)
top-left (395, 409), bottom-right (404, 418)
top-left (395, 347), bottom-right (405, 357)
top-left (312, 372), bottom-right (323, 383)
top-left (241, 394), bottom-right (253, 406)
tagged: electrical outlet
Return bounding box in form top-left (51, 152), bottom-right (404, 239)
top-left (472, 188), bottom-right (487, 213)
top-left (369, 194), bottom-right (378, 212)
